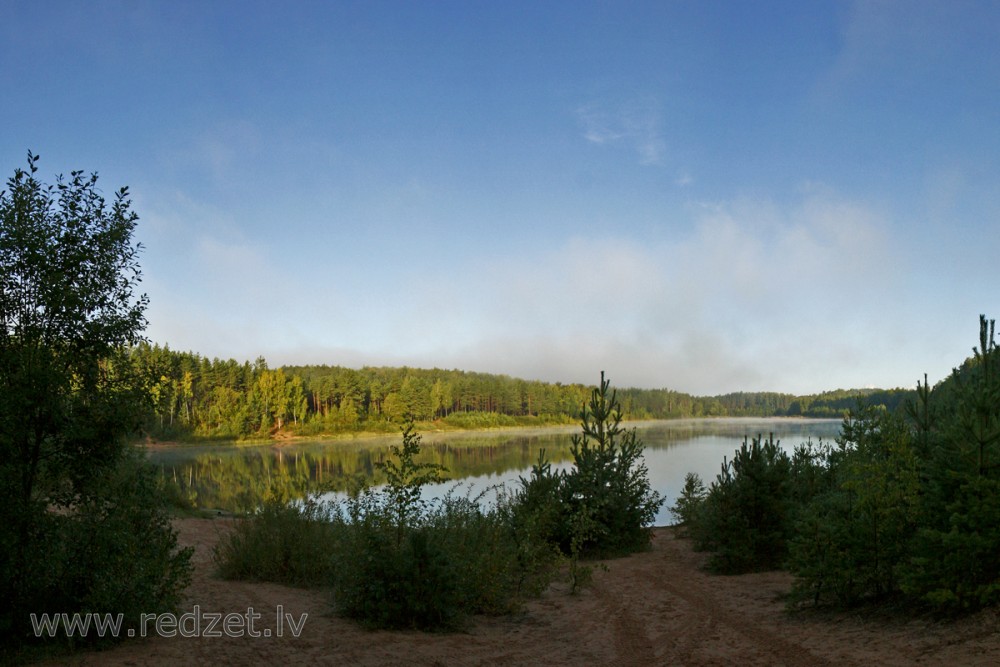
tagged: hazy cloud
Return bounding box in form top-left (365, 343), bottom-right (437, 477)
top-left (143, 185), bottom-right (940, 394)
top-left (811, 1), bottom-right (974, 105)
top-left (386, 189), bottom-right (912, 394)
top-left (157, 119), bottom-right (263, 188)
top-left (575, 98), bottom-right (664, 165)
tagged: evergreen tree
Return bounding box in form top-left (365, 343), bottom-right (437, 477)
top-left (561, 372), bottom-right (664, 556)
top-left (902, 315), bottom-right (1000, 611)
top-left (787, 406), bottom-right (919, 607)
top-left (690, 434), bottom-right (793, 573)
top-left (669, 472), bottom-right (707, 535)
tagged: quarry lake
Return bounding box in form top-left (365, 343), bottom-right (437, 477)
top-left (148, 418), bottom-right (842, 525)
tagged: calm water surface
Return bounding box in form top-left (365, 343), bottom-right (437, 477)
top-left (148, 418), bottom-right (841, 525)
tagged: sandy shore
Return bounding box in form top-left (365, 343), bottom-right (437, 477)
top-left (40, 518), bottom-right (1000, 666)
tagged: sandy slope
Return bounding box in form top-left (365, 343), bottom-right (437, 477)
top-left (43, 519), bottom-right (1000, 666)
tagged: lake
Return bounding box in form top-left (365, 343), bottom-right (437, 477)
top-left (147, 417), bottom-right (842, 525)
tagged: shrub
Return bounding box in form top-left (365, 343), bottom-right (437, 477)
top-left (327, 424), bottom-right (461, 629)
top-left (331, 425), bottom-right (559, 628)
top-left (214, 495), bottom-right (338, 587)
top-left (331, 509), bottom-right (461, 630)
top-left (902, 476), bottom-right (1000, 611)
top-left (2, 452), bottom-right (193, 656)
top-left (690, 434), bottom-right (793, 573)
top-left (215, 422), bottom-right (558, 631)
top-left (787, 407), bottom-right (919, 607)
top-left (442, 411), bottom-right (518, 430)
top-left (563, 372), bottom-right (664, 556)
top-left (665, 316), bottom-right (1000, 616)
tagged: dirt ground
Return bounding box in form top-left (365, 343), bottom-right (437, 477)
top-left (43, 518), bottom-right (1000, 666)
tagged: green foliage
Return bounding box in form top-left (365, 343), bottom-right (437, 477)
top-left (430, 487), bottom-right (557, 612)
top-left (215, 421), bottom-right (558, 631)
top-left (2, 453), bottom-right (192, 658)
top-left (442, 411), bottom-right (519, 429)
top-left (323, 480), bottom-right (439, 629)
top-left (903, 477), bottom-right (1000, 611)
top-left (128, 344), bottom-right (911, 443)
top-left (669, 472), bottom-right (707, 534)
top-left (787, 438), bottom-right (835, 504)
top-left (562, 372), bottom-right (664, 556)
top-left (787, 407), bottom-right (919, 607)
top-left (688, 407), bottom-right (920, 596)
top-left (131, 353), bottom-right (598, 441)
top-left (690, 434), bottom-right (793, 573)
top-left (329, 483), bottom-right (558, 629)
top-left (900, 315), bottom-right (1000, 612)
top-left (377, 422), bottom-right (447, 546)
top-left (513, 372), bottom-right (663, 572)
top-left (214, 495), bottom-right (338, 587)
top-left (334, 516), bottom-right (460, 629)
top-left (564, 498), bottom-right (603, 593)
top-left (330, 423), bottom-right (557, 629)
top-left (0, 154), bottom-right (191, 653)
top-left (682, 316), bottom-right (1000, 616)
top-left (512, 450), bottom-right (564, 549)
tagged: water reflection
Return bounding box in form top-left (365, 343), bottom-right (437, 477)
top-left (148, 418), bottom-right (841, 524)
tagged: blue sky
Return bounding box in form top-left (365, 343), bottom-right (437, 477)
top-left (3, 1), bottom-right (998, 394)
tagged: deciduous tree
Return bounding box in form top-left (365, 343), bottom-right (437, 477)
top-left (0, 153), bottom-right (190, 650)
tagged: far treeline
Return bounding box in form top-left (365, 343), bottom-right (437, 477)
top-left (128, 343), bottom-right (914, 442)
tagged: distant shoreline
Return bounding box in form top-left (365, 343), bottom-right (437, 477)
top-left (136, 415), bottom-right (840, 451)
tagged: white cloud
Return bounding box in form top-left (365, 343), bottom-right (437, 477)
top-left (576, 103), bottom-right (626, 145)
top-left (575, 98), bottom-right (664, 166)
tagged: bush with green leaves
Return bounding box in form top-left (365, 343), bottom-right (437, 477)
top-left (214, 495), bottom-right (339, 587)
top-left (1, 450), bottom-right (193, 658)
top-left (563, 372), bottom-right (664, 555)
top-left (215, 421), bottom-right (558, 631)
top-left (334, 424), bottom-right (560, 627)
top-left (326, 422), bottom-right (460, 629)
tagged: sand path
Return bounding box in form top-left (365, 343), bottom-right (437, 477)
top-left (42, 519), bottom-right (1000, 666)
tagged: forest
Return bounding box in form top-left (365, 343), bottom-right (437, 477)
top-left (129, 342), bottom-right (914, 442)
